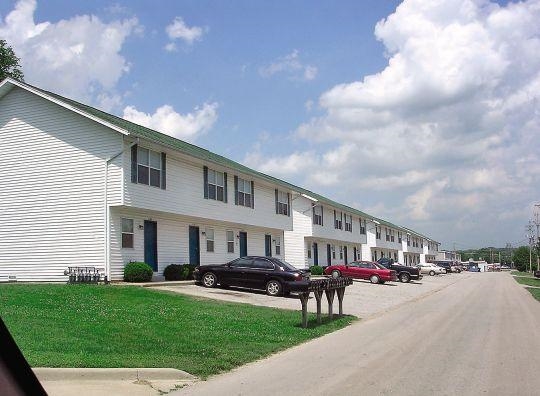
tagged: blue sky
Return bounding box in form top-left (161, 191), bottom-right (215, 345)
top-left (1, 0), bottom-right (539, 250)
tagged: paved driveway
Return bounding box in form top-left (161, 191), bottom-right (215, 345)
top-left (152, 272), bottom-right (471, 318)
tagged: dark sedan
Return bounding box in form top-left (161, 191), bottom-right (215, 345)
top-left (193, 256), bottom-right (310, 296)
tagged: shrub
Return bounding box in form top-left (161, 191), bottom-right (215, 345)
top-left (310, 265), bottom-right (323, 276)
top-left (185, 264), bottom-right (198, 280)
top-left (124, 262), bottom-right (153, 282)
top-left (163, 264), bottom-right (189, 281)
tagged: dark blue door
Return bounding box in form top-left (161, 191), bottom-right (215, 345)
top-left (144, 220), bottom-right (158, 271)
top-left (327, 244), bottom-right (332, 266)
top-left (313, 243), bottom-right (318, 266)
top-left (239, 232), bottom-right (247, 257)
top-left (265, 235), bottom-right (272, 257)
top-left (344, 246), bottom-right (348, 264)
top-left (189, 226), bottom-right (200, 265)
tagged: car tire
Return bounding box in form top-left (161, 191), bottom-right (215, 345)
top-left (331, 270), bottom-right (341, 278)
top-left (400, 273), bottom-right (411, 283)
top-left (429, 270), bottom-right (435, 276)
top-left (202, 272), bottom-right (218, 288)
top-left (266, 280), bottom-right (282, 296)
top-left (370, 275), bottom-right (380, 284)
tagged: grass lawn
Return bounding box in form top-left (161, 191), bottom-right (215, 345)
top-left (526, 287), bottom-right (540, 302)
top-left (514, 276), bottom-right (540, 288)
top-left (0, 284), bottom-right (355, 378)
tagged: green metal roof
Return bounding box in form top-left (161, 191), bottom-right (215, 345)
top-left (7, 78), bottom-right (436, 241)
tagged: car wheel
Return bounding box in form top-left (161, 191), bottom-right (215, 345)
top-left (202, 272), bottom-right (218, 288)
top-left (400, 273), bottom-right (411, 283)
top-left (370, 275), bottom-right (380, 284)
top-left (331, 270), bottom-right (341, 278)
top-left (266, 280), bottom-right (282, 296)
top-left (429, 270), bottom-right (435, 276)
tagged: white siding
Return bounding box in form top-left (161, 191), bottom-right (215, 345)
top-left (109, 207), bottom-right (285, 280)
top-left (123, 140), bottom-right (292, 232)
top-left (0, 87), bottom-right (123, 282)
top-left (284, 196), bottom-right (313, 268)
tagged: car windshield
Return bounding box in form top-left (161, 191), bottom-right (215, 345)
top-left (372, 262), bottom-right (385, 269)
top-left (272, 259), bottom-right (298, 272)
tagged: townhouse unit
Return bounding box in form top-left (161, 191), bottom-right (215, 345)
top-left (0, 78), bottom-right (440, 282)
top-left (436, 250), bottom-right (461, 262)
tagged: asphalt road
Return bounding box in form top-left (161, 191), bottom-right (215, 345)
top-left (174, 273), bottom-right (540, 396)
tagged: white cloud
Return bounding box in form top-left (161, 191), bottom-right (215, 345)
top-left (259, 50), bottom-right (318, 81)
top-left (122, 102), bottom-right (218, 142)
top-left (0, 0), bottom-right (139, 110)
top-left (165, 16), bottom-right (205, 50)
top-left (247, 0), bottom-right (540, 246)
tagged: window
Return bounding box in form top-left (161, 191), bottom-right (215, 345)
top-left (334, 210), bottom-right (343, 230)
top-left (208, 170), bottom-right (225, 201)
top-left (385, 228), bottom-right (390, 241)
top-left (398, 232), bottom-right (402, 243)
top-left (226, 230), bottom-right (234, 253)
top-left (275, 237), bottom-right (281, 255)
top-left (230, 258), bottom-right (253, 267)
top-left (345, 214), bottom-right (352, 232)
top-left (121, 218), bottom-right (134, 248)
top-left (253, 258), bottom-right (274, 270)
top-left (376, 226), bottom-right (381, 240)
top-left (307, 247), bottom-right (312, 259)
top-left (407, 234), bottom-right (411, 246)
top-left (332, 245), bottom-right (336, 259)
top-left (313, 205), bottom-right (323, 226)
top-left (277, 190), bottom-right (289, 215)
top-left (339, 246), bottom-right (343, 260)
top-left (236, 177), bottom-right (253, 208)
top-left (359, 218), bottom-right (366, 234)
top-left (206, 228), bottom-right (214, 252)
top-left (391, 230), bottom-right (395, 242)
top-left (137, 147), bottom-right (162, 188)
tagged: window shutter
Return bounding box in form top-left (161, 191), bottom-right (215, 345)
top-left (350, 215), bottom-right (353, 232)
top-left (340, 212), bottom-right (343, 229)
top-left (321, 206), bottom-right (324, 226)
top-left (287, 193), bottom-right (291, 217)
top-left (251, 181), bottom-right (255, 209)
top-left (131, 144), bottom-right (138, 183)
top-left (312, 206), bottom-right (316, 224)
top-left (234, 176), bottom-right (239, 205)
top-left (334, 210), bottom-right (336, 228)
top-left (161, 152), bottom-right (166, 190)
top-left (275, 189), bottom-right (279, 214)
top-left (203, 166), bottom-right (208, 199)
top-left (223, 172), bottom-right (228, 203)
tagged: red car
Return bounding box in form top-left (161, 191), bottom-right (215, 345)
top-left (324, 261), bottom-right (398, 284)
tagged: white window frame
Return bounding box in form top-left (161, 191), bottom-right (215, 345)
top-left (206, 228), bottom-right (215, 252)
top-left (137, 147), bottom-right (162, 188)
top-left (345, 214), bottom-right (352, 232)
top-left (278, 191), bottom-right (289, 215)
top-left (226, 230), bottom-right (234, 253)
top-left (313, 206), bottom-right (323, 225)
top-left (275, 236), bottom-right (281, 256)
top-left (121, 218), bottom-right (134, 249)
top-left (237, 177), bottom-right (252, 207)
top-left (208, 170), bottom-right (225, 201)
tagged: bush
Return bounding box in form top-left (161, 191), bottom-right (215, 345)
top-left (310, 265), bottom-right (323, 276)
top-left (163, 264), bottom-right (189, 281)
top-left (185, 264), bottom-right (198, 280)
top-left (124, 262), bottom-right (153, 282)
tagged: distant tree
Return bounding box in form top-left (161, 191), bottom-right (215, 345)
top-left (513, 246), bottom-right (538, 272)
top-left (0, 39), bottom-right (24, 81)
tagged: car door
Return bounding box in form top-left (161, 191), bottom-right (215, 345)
top-left (341, 261), bottom-right (357, 277)
top-left (243, 258), bottom-right (275, 290)
top-left (356, 261), bottom-right (373, 280)
top-left (226, 257), bottom-right (253, 286)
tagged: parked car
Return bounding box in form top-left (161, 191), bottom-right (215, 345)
top-left (324, 261), bottom-right (398, 284)
top-left (433, 261), bottom-right (455, 273)
top-left (193, 256), bottom-right (310, 296)
top-left (377, 257), bottom-right (423, 283)
top-left (468, 266), bottom-right (481, 272)
top-left (534, 270), bottom-right (540, 278)
top-left (417, 263), bottom-right (444, 276)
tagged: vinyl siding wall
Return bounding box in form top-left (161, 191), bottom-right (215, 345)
top-left (0, 87), bottom-right (123, 282)
top-left (109, 207), bottom-right (284, 280)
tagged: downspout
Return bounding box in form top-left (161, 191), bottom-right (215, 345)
top-left (104, 138), bottom-right (139, 282)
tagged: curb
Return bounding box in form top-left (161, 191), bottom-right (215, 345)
top-left (33, 368), bottom-right (197, 381)
top-left (111, 280), bottom-right (197, 287)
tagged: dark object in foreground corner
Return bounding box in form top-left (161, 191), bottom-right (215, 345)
top-left (534, 271), bottom-right (540, 279)
top-left (288, 277), bottom-right (354, 328)
top-left (0, 318), bottom-right (47, 396)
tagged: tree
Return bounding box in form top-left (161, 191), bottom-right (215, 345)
top-left (0, 39), bottom-right (24, 81)
top-left (513, 246), bottom-right (538, 272)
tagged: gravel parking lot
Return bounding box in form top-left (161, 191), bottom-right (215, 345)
top-left (152, 272), bottom-right (472, 318)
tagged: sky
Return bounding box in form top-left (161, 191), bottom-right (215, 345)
top-left (1, 0), bottom-right (539, 250)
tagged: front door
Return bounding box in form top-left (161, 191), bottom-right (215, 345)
top-left (239, 231), bottom-right (248, 257)
top-left (313, 242), bottom-right (319, 266)
top-left (144, 220), bottom-right (158, 271)
top-left (327, 244), bottom-right (332, 266)
top-left (344, 246), bottom-right (348, 264)
top-left (189, 226), bottom-right (200, 265)
top-left (353, 247), bottom-right (358, 261)
top-left (265, 234), bottom-right (272, 257)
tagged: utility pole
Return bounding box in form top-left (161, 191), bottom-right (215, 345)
top-left (526, 222), bottom-right (534, 273)
top-left (534, 204), bottom-right (540, 271)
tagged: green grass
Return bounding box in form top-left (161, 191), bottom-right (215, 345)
top-left (514, 276), bottom-right (540, 288)
top-left (0, 284), bottom-right (354, 378)
top-left (526, 287), bottom-right (540, 302)
top-left (512, 271), bottom-right (533, 276)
